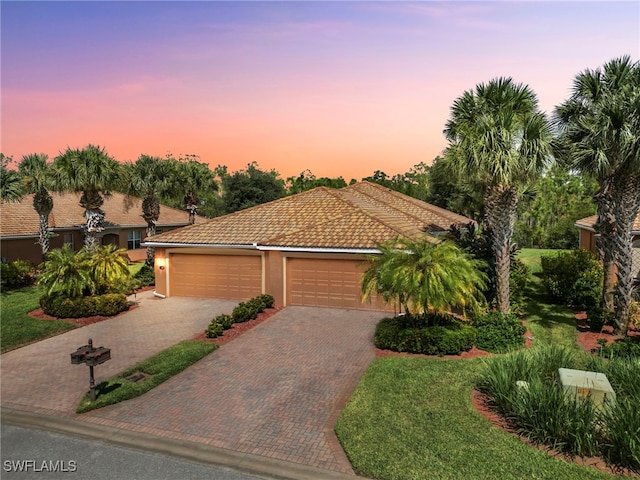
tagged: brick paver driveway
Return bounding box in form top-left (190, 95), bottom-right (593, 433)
top-left (81, 306), bottom-right (386, 474)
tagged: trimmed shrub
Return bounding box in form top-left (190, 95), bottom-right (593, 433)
top-left (215, 314), bottom-right (233, 330)
top-left (40, 293), bottom-right (128, 318)
top-left (134, 263), bottom-right (155, 287)
top-left (1, 260), bottom-right (36, 290)
top-left (509, 258), bottom-right (530, 313)
top-left (585, 306), bottom-right (615, 332)
top-left (540, 249), bottom-right (603, 309)
top-left (471, 311), bottom-right (526, 353)
top-left (374, 315), bottom-right (476, 356)
top-left (205, 321), bottom-right (224, 338)
top-left (256, 294), bottom-right (275, 309)
top-left (231, 303), bottom-right (253, 323)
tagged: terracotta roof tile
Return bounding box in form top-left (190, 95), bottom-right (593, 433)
top-left (575, 213), bottom-right (640, 234)
top-left (1, 192), bottom-right (193, 237)
top-left (147, 181), bottom-right (474, 250)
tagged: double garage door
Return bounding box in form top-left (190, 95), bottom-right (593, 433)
top-left (168, 252), bottom-right (389, 311)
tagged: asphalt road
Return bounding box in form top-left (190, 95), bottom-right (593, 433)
top-left (1, 425), bottom-right (266, 480)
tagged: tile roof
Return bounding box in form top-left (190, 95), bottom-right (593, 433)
top-left (575, 213), bottom-right (640, 234)
top-left (146, 181), bottom-right (475, 250)
top-left (1, 192), bottom-right (193, 238)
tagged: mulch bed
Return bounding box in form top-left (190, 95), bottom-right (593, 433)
top-left (192, 307), bottom-right (283, 347)
top-left (575, 310), bottom-right (640, 352)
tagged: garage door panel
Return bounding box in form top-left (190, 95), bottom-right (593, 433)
top-left (170, 254), bottom-right (261, 299)
top-left (287, 258), bottom-right (392, 311)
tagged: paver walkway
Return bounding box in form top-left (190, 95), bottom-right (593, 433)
top-left (1, 291), bottom-right (236, 415)
top-left (80, 307), bottom-right (385, 474)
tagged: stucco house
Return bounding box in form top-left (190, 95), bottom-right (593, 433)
top-left (1, 192), bottom-right (194, 264)
top-left (575, 212), bottom-right (640, 279)
top-left (146, 181), bottom-right (473, 311)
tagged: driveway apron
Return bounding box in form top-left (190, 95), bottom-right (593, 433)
top-left (80, 306), bottom-right (385, 474)
top-left (1, 291), bottom-right (237, 416)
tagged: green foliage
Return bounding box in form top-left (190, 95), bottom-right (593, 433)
top-left (1, 260), bottom-right (36, 290)
top-left (597, 336), bottom-right (640, 359)
top-left (77, 340), bottom-right (218, 413)
top-left (509, 257), bottom-right (530, 312)
top-left (90, 244), bottom-right (131, 294)
top-left (361, 162), bottom-right (431, 202)
top-left (480, 346), bottom-right (640, 470)
top-left (220, 161), bottom-right (285, 214)
top-left (471, 311), bottom-right (526, 353)
top-left (286, 169), bottom-right (348, 194)
top-left (37, 244), bottom-right (94, 297)
top-left (40, 293), bottom-right (128, 318)
top-left (374, 315), bottom-right (476, 356)
top-left (585, 306), bottom-right (615, 332)
top-left (541, 249), bottom-right (603, 309)
top-left (205, 321), bottom-right (224, 338)
top-left (133, 262), bottom-right (155, 287)
top-left (231, 303), bottom-right (253, 323)
top-left (256, 294), bottom-right (275, 309)
top-left (216, 314), bottom-right (233, 330)
top-left (0, 153), bottom-right (23, 202)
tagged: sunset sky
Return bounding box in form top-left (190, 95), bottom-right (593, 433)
top-left (2, 1), bottom-right (638, 181)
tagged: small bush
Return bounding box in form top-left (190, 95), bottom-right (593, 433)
top-left (471, 311), bottom-right (526, 353)
top-left (231, 303), bottom-right (253, 323)
top-left (509, 258), bottom-right (530, 312)
top-left (205, 321), bottom-right (224, 338)
top-left (598, 336), bottom-right (640, 360)
top-left (134, 263), bottom-right (155, 287)
top-left (40, 293), bottom-right (128, 318)
top-left (215, 314), bottom-right (233, 330)
top-left (374, 315), bottom-right (476, 355)
top-left (256, 294), bottom-right (275, 309)
top-left (540, 249), bottom-right (603, 309)
top-left (585, 306), bottom-right (615, 332)
top-left (1, 260), bottom-right (36, 290)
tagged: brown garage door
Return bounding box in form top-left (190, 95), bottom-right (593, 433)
top-left (169, 253), bottom-right (262, 299)
top-left (287, 257), bottom-right (391, 311)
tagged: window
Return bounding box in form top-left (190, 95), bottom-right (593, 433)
top-left (127, 230), bottom-right (141, 250)
top-left (63, 233), bottom-right (74, 249)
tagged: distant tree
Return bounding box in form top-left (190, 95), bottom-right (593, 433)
top-left (362, 162), bottom-right (431, 201)
top-left (220, 162), bottom-right (285, 214)
top-left (426, 155), bottom-right (483, 220)
top-left (361, 238), bottom-right (486, 319)
top-left (19, 153), bottom-right (54, 257)
top-left (125, 155), bottom-right (173, 265)
top-left (0, 154), bottom-right (23, 202)
top-left (164, 154), bottom-right (217, 223)
top-left (444, 77), bottom-right (553, 313)
top-left (286, 170), bottom-right (348, 194)
top-left (555, 55), bottom-right (640, 335)
top-left (52, 145), bottom-right (124, 252)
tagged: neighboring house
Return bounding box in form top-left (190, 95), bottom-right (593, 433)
top-left (0, 192), bottom-right (194, 264)
top-left (575, 212), bottom-right (640, 280)
top-left (146, 181), bottom-right (474, 311)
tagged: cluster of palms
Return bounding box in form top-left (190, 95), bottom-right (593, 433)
top-left (363, 56), bottom-right (639, 336)
top-left (3, 147), bottom-right (217, 267)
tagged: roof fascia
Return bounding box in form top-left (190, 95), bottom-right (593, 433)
top-left (142, 242), bottom-right (257, 249)
top-left (256, 245), bottom-right (381, 254)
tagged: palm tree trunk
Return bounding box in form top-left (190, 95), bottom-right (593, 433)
top-left (142, 195), bottom-right (160, 266)
top-left (80, 190), bottom-right (105, 253)
top-left (612, 174), bottom-right (640, 336)
top-left (594, 181), bottom-right (617, 311)
top-left (485, 186), bottom-right (518, 313)
top-left (33, 190), bottom-right (53, 258)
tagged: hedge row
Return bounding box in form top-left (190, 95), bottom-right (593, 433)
top-left (40, 293), bottom-right (128, 318)
top-left (206, 294), bottom-right (275, 338)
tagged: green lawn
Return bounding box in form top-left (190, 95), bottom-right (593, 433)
top-left (336, 248), bottom-right (619, 479)
top-left (1, 287), bottom-right (76, 352)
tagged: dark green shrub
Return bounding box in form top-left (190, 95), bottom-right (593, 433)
top-left (374, 315), bottom-right (475, 355)
top-left (215, 314), bottom-right (233, 330)
top-left (585, 306), bottom-right (615, 332)
top-left (246, 297), bottom-right (266, 315)
top-left (1, 260), bottom-right (35, 290)
top-left (509, 258), bottom-right (530, 312)
top-left (231, 303), bottom-right (253, 323)
top-left (205, 321), bottom-right (224, 338)
top-left (471, 311), bottom-right (526, 353)
top-left (540, 249), bottom-right (603, 309)
top-left (40, 293), bottom-right (128, 318)
top-left (257, 294), bottom-right (275, 309)
top-left (598, 336), bottom-right (640, 359)
top-left (134, 263), bottom-right (155, 287)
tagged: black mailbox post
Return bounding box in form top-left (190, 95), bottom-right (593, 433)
top-left (70, 338), bottom-right (111, 401)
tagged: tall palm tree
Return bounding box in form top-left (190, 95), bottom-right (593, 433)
top-left (361, 238), bottom-right (486, 319)
top-left (166, 155), bottom-right (217, 224)
top-left (0, 154), bottom-right (23, 202)
top-left (19, 154), bottom-right (54, 258)
top-left (555, 56), bottom-right (640, 335)
top-left (125, 155), bottom-right (173, 265)
top-left (52, 145), bottom-right (124, 252)
top-left (444, 77), bottom-right (553, 313)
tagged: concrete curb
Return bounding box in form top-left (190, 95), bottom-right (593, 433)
top-left (1, 408), bottom-right (359, 480)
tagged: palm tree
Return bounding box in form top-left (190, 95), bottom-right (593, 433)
top-left (90, 244), bottom-right (131, 294)
top-left (125, 155), bottom-right (172, 266)
top-left (166, 155), bottom-right (217, 223)
top-left (444, 77), bottom-right (553, 313)
top-left (361, 238), bottom-right (487, 320)
top-left (38, 244), bottom-right (93, 298)
top-left (52, 145), bottom-right (124, 252)
top-left (19, 154), bottom-right (54, 258)
top-left (0, 154), bottom-right (23, 202)
top-left (555, 56), bottom-right (640, 335)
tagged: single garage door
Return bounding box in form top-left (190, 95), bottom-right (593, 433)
top-left (169, 253), bottom-right (262, 299)
top-left (287, 257), bottom-right (390, 311)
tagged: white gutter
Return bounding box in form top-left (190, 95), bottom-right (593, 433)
top-left (256, 245), bottom-right (381, 254)
top-left (141, 242), bottom-right (257, 249)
